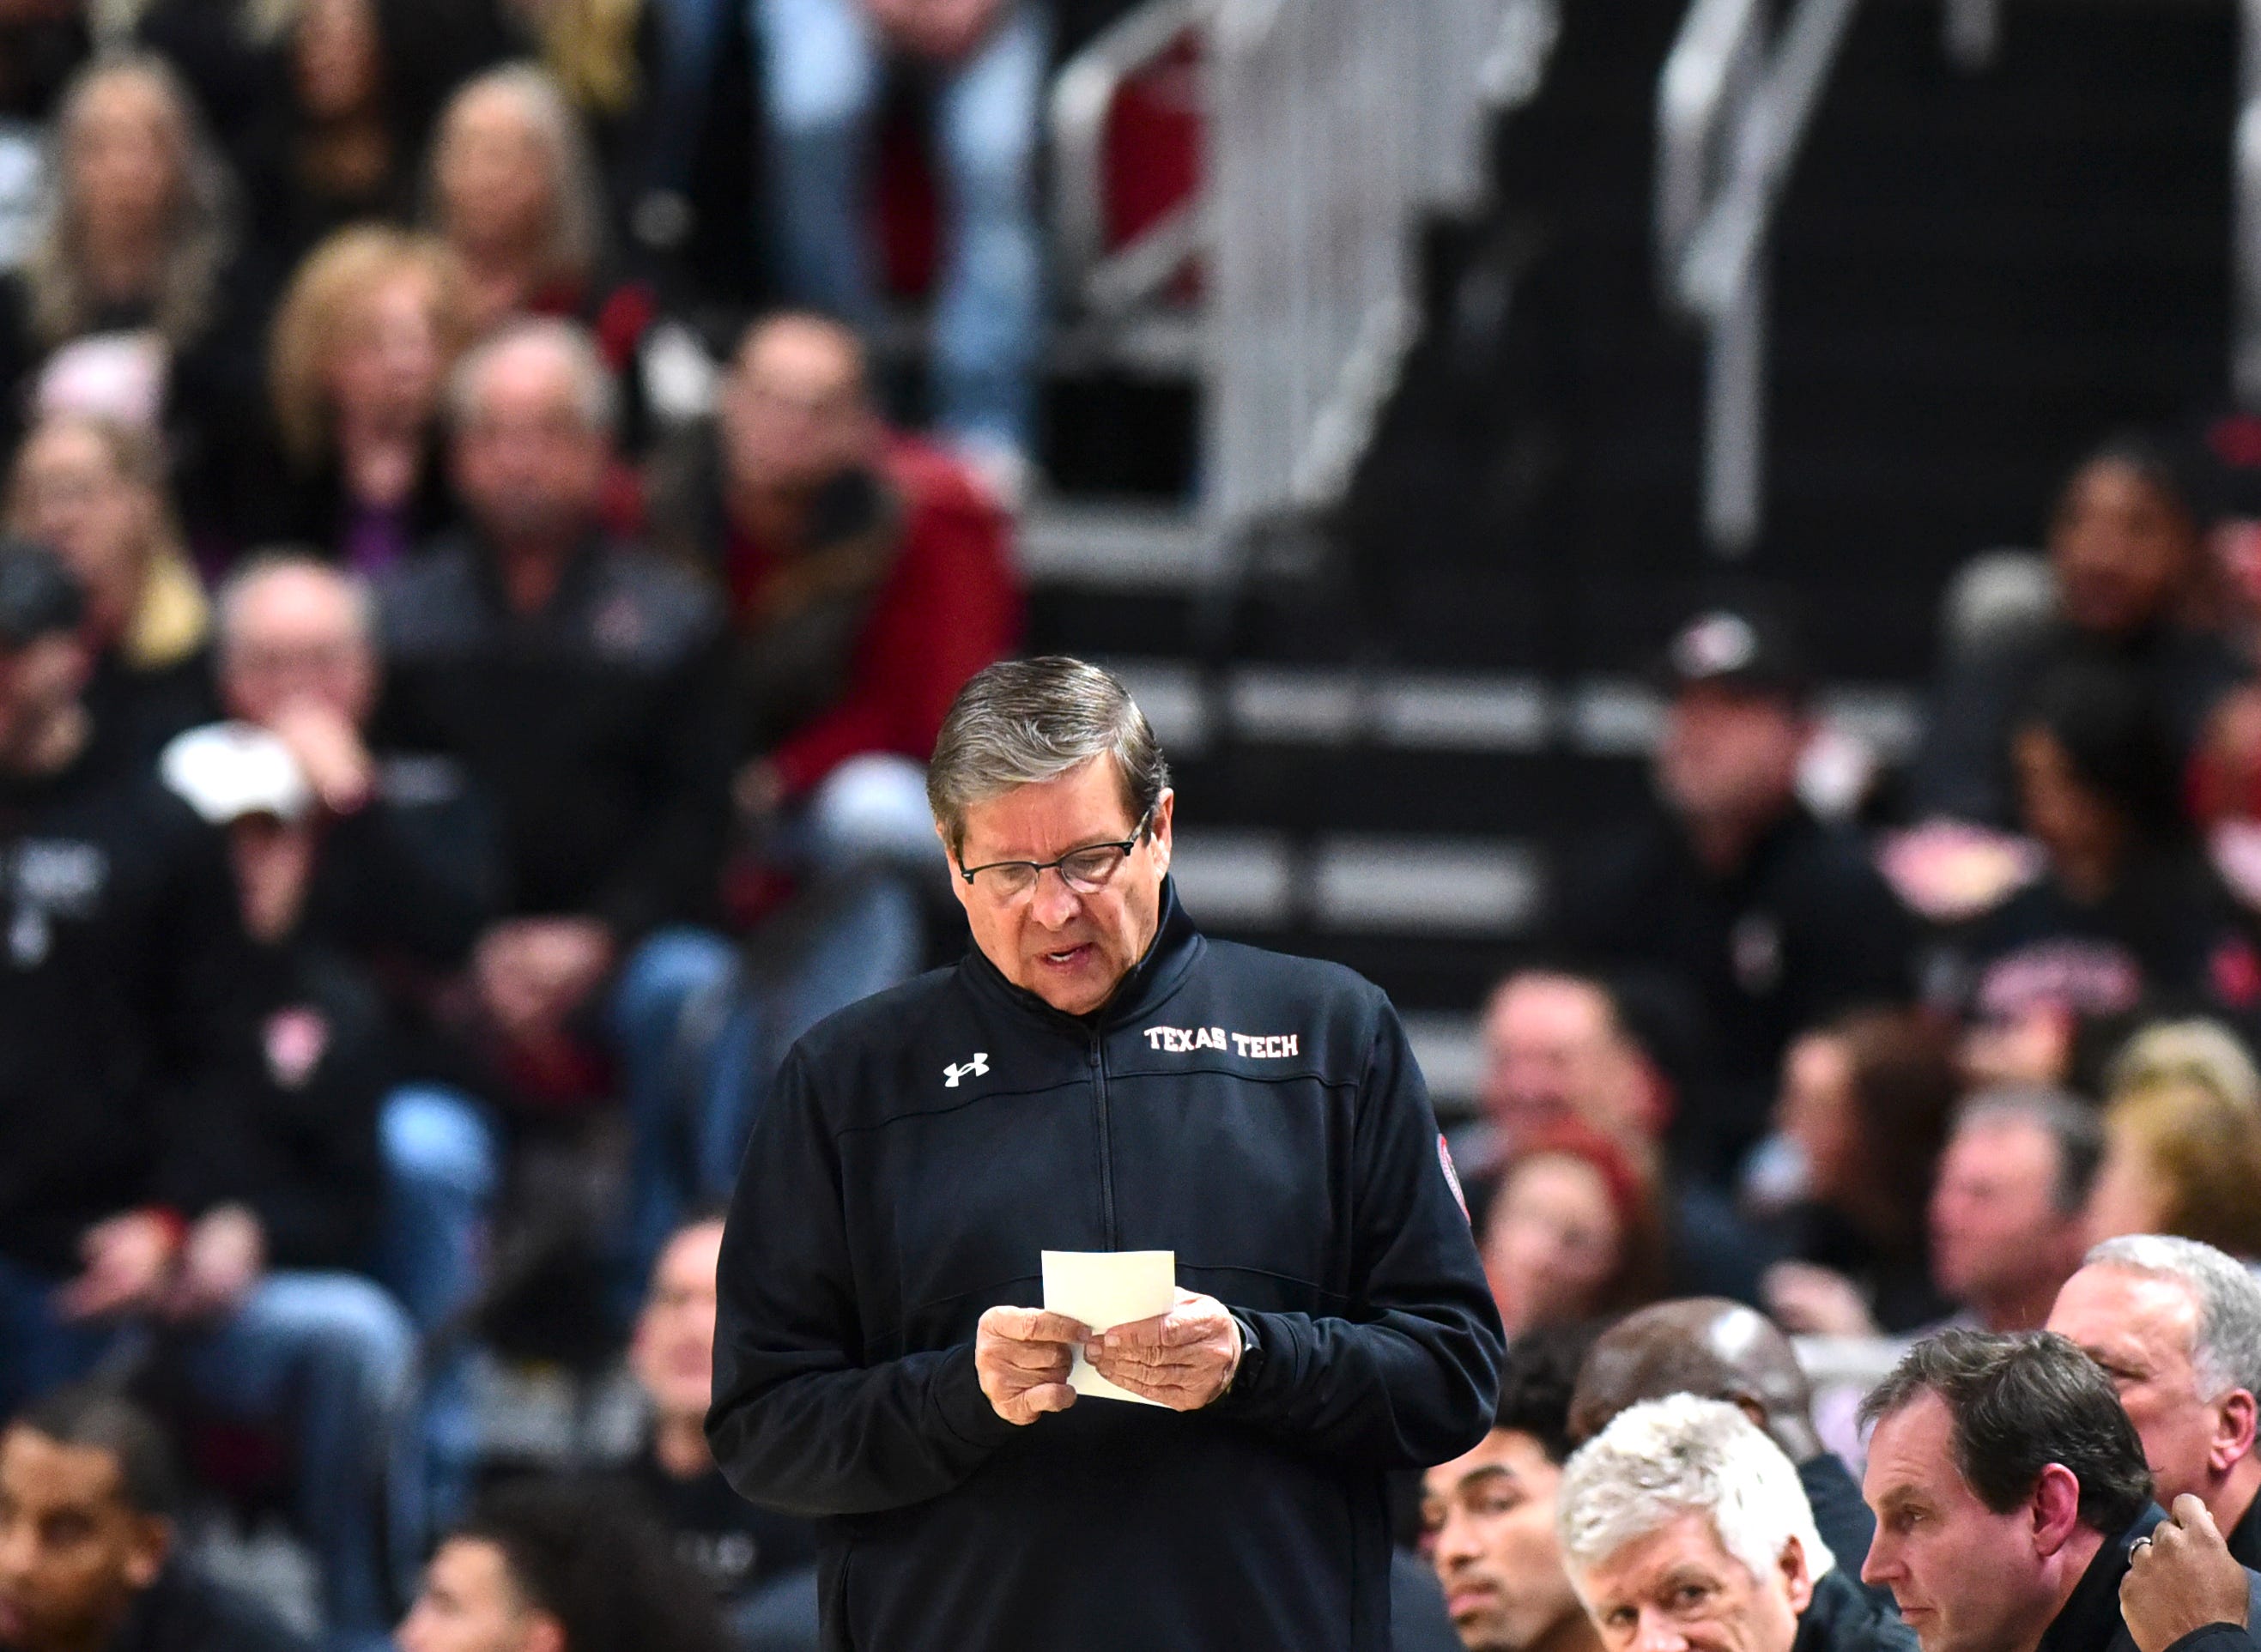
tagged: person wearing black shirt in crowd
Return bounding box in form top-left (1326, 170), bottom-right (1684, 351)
top-left (1549, 608), bottom-right (1915, 1184)
top-left (0, 539), bottom-right (414, 1652)
top-left (376, 318), bottom-right (727, 1109)
top-left (624, 1213), bottom-right (816, 1651)
top-left (0, 1386), bottom-right (306, 1652)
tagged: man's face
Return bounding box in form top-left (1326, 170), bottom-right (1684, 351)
top-left (433, 87), bottom-right (555, 254)
top-left (1777, 1033), bottom-right (1858, 1200)
top-left (1480, 977), bottom-right (1652, 1145)
top-left (1577, 1511), bottom-right (1808, 1652)
top-left (718, 318), bottom-right (876, 498)
top-left (0, 633), bottom-right (90, 763)
top-left (67, 71), bottom-right (179, 239)
top-left (396, 1538), bottom-right (550, 1652)
top-left (1861, 1394), bottom-right (2058, 1652)
top-left (451, 339), bottom-right (608, 551)
top-left (943, 758), bottom-right (1173, 1017)
top-left (2047, 1265), bottom-right (2237, 1509)
top-left (0, 1426), bottom-right (167, 1652)
top-left (2052, 458), bottom-right (2195, 638)
top-left (1929, 1119), bottom-right (2081, 1310)
top-left (630, 1220), bottom-right (724, 1425)
top-left (1422, 1430), bottom-right (1580, 1652)
top-left (1655, 685), bottom-right (1805, 832)
top-left (220, 565), bottom-right (378, 730)
top-left (8, 421), bottom-right (153, 642)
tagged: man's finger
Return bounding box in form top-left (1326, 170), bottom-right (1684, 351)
top-left (994, 1342), bottom-right (1072, 1376)
top-left (985, 1307), bottom-right (1088, 1344)
top-left (1021, 1383), bottom-right (1076, 1416)
top-left (2173, 1493), bottom-right (2225, 1542)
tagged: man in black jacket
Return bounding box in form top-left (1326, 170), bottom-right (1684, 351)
top-left (0, 540), bottom-right (414, 1652)
top-left (1557, 1394), bottom-right (1913, 1652)
top-left (1569, 1298), bottom-right (1882, 1595)
top-left (707, 656), bottom-right (1504, 1652)
top-left (1859, 1330), bottom-right (2261, 1652)
top-left (0, 1386), bottom-right (306, 1652)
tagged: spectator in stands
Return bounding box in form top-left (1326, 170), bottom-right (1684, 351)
top-left (376, 318), bottom-right (726, 1110)
top-left (2106, 1017), bottom-right (2261, 1113)
top-left (625, 1213), bottom-right (817, 1649)
top-left (5, 413), bottom-right (213, 772)
top-left (1858, 1331), bottom-right (2234, 1652)
top-left (1916, 433), bottom-right (2246, 830)
top-left (1482, 1123), bottom-right (1665, 1337)
top-left (209, 554), bottom-right (497, 1333)
top-left (421, 66), bottom-right (658, 452)
top-left (750, 0), bottom-right (1048, 493)
top-left (2047, 1235), bottom-right (2261, 1564)
top-left (1476, 971), bottom-right (1667, 1157)
top-left (1422, 1328), bottom-right (1603, 1652)
top-left (1548, 606), bottom-right (1915, 1184)
top-left (1956, 658), bottom-right (2261, 1034)
top-left (1472, 968), bottom-right (1771, 1303)
top-left (1557, 1395), bottom-right (1912, 1652)
top-left (0, 538), bottom-right (414, 1652)
top-left (2087, 1077), bottom-right (2261, 1259)
top-left (1568, 1298), bottom-right (1882, 1591)
top-left (259, 227), bottom-right (470, 569)
top-left (0, 54), bottom-right (264, 552)
top-left (397, 1480), bottom-right (734, 1652)
top-left (0, 1386), bottom-right (307, 1652)
top-left (1760, 1010), bottom-right (1959, 1337)
top-left (1928, 1089), bottom-right (2103, 1335)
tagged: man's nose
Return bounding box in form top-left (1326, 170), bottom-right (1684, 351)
top-left (1858, 1535), bottom-right (1895, 1589)
top-left (1028, 869), bottom-right (1082, 928)
top-left (1632, 1606), bottom-right (1690, 1652)
top-left (1433, 1510), bottom-right (1479, 1567)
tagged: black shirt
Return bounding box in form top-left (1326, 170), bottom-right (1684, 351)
top-left (2038, 1508), bottom-right (2261, 1652)
top-left (1791, 1569), bottom-right (1919, 1652)
top-left (101, 1560), bottom-right (310, 1652)
top-left (1800, 1453), bottom-right (1888, 1608)
top-left (627, 1449), bottom-right (820, 1611)
top-left (708, 884), bottom-right (1503, 1652)
top-left (2228, 1484), bottom-right (2261, 1571)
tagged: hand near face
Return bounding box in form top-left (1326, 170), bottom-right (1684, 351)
top-left (1086, 1289), bottom-right (1241, 1411)
top-left (975, 1305), bottom-right (1087, 1425)
top-left (55, 1211), bottom-right (180, 1321)
top-left (2121, 1496), bottom-right (2250, 1652)
top-left (163, 1205), bottom-right (267, 1322)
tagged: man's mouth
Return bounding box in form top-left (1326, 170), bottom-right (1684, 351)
top-left (1039, 944), bottom-right (1093, 969)
top-left (1446, 1582), bottom-right (1497, 1620)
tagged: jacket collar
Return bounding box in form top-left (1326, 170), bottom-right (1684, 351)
top-left (961, 877), bottom-right (1203, 1036)
top-left (2230, 1483), bottom-right (2261, 1570)
top-left (2038, 1508), bottom-right (2163, 1652)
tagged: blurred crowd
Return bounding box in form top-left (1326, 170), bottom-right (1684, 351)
top-left (0, 0), bottom-right (1051, 1645)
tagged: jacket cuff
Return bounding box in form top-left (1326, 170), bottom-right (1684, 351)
top-left (2161, 1626), bottom-right (2254, 1652)
top-left (1209, 1310), bottom-right (1276, 1419)
top-left (932, 1342), bottom-right (1019, 1450)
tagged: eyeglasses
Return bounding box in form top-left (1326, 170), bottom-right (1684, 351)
top-left (957, 806), bottom-right (1156, 899)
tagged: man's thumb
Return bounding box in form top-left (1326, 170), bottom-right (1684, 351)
top-left (2173, 1493), bottom-right (2224, 1541)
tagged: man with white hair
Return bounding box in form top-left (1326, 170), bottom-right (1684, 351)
top-left (1558, 1395), bottom-right (1915, 1652)
top-left (2048, 1235), bottom-right (2261, 1565)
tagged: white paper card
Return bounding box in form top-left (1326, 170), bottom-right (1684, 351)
top-left (1040, 1249), bottom-right (1177, 1407)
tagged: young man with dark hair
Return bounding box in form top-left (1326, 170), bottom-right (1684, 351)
top-left (395, 1481), bottom-right (732, 1652)
top-left (0, 1386), bottom-right (306, 1652)
top-left (1860, 1329), bottom-right (2258, 1652)
top-left (1422, 1327), bottom-right (1604, 1652)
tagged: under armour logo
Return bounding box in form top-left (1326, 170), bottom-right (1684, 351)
top-left (944, 1053), bottom-right (990, 1088)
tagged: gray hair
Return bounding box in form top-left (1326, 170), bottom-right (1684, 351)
top-left (27, 51), bottom-right (239, 351)
top-left (2083, 1234), bottom-right (2261, 1400)
top-left (447, 317), bottom-right (620, 436)
top-left (1557, 1395), bottom-right (1834, 1596)
top-left (1954, 1086), bottom-right (2106, 1217)
top-left (425, 64), bottom-right (606, 285)
top-left (927, 657), bottom-right (1171, 854)
top-left (213, 549), bottom-right (376, 660)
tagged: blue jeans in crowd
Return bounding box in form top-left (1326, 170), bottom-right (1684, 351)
top-left (754, 0), bottom-right (1049, 453)
top-left (614, 756), bottom-right (934, 1301)
top-left (0, 1258), bottom-right (415, 1652)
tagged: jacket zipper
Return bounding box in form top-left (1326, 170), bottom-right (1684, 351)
top-left (1090, 1032), bottom-right (1117, 1244)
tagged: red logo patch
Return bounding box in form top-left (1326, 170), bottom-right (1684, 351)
top-left (1438, 1133), bottom-right (1469, 1221)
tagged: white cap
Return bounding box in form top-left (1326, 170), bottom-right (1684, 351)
top-left (161, 723), bottom-right (313, 826)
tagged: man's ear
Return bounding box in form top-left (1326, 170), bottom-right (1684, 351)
top-left (1149, 788), bottom-right (1174, 874)
top-left (2029, 1463), bottom-right (2085, 1558)
top-left (120, 1513), bottom-right (173, 1592)
top-left (1777, 1534), bottom-right (1815, 1618)
top-left (2213, 1389), bottom-right (2258, 1471)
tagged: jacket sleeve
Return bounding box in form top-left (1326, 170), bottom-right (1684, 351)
top-left (1210, 1003), bottom-right (1505, 1467)
top-left (706, 1043), bottom-right (1020, 1516)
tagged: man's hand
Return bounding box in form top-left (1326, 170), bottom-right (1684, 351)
top-left (163, 1206), bottom-right (266, 1322)
top-left (976, 1306), bottom-right (1088, 1425)
top-left (267, 700), bottom-right (374, 816)
top-left (56, 1212), bottom-right (181, 1322)
top-left (1086, 1289), bottom-right (1241, 1412)
top-left (2122, 1495), bottom-right (2251, 1652)
top-left (1763, 1262), bottom-right (1882, 1339)
top-left (476, 917), bottom-right (618, 1044)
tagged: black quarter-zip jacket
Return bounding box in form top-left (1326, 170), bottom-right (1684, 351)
top-left (707, 884), bottom-right (1504, 1652)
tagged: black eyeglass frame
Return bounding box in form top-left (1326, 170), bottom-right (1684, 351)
top-left (955, 802), bottom-right (1160, 890)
